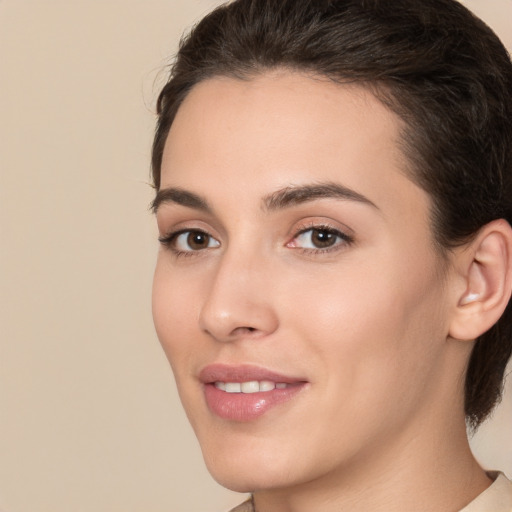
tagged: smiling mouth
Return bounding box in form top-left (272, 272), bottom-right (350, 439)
top-left (200, 364), bottom-right (308, 421)
top-left (214, 380), bottom-right (291, 393)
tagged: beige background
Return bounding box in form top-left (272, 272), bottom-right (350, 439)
top-left (0, 1), bottom-right (511, 511)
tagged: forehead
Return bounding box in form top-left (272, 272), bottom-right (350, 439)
top-left (161, 70), bottom-right (427, 222)
top-left (164, 71), bottom-right (404, 169)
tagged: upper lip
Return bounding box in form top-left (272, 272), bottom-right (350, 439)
top-left (199, 364), bottom-right (307, 384)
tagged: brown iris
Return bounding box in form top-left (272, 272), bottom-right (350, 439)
top-left (187, 231), bottom-right (211, 250)
top-left (310, 228), bottom-right (337, 248)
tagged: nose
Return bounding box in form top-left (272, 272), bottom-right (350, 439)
top-left (198, 250), bottom-right (279, 342)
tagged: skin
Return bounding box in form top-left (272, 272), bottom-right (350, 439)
top-left (152, 70), bottom-right (491, 511)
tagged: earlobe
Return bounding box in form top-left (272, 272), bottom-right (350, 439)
top-left (449, 219), bottom-right (512, 341)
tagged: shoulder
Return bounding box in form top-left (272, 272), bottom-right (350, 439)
top-left (227, 497), bottom-right (254, 512)
top-left (460, 472), bottom-right (512, 512)
top-left (225, 476), bottom-right (512, 512)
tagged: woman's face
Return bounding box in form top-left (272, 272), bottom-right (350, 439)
top-left (152, 71), bottom-right (457, 492)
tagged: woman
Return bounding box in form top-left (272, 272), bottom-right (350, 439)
top-left (151, 0), bottom-right (512, 510)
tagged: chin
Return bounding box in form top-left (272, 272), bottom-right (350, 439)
top-left (201, 440), bottom-right (302, 493)
top-left (206, 462), bottom-right (289, 493)
top-left (209, 470), bottom-right (260, 494)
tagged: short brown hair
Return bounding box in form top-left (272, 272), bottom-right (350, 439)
top-left (152, 0), bottom-right (512, 428)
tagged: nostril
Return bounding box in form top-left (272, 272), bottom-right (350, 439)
top-left (230, 326), bottom-right (258, 337)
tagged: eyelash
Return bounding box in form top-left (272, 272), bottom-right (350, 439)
top-left (288, 223), bottom-right (354, 255)
top-left (158, 223), bottom-right (354, 258)
top-left (158, 229), bottom-right (218, 258)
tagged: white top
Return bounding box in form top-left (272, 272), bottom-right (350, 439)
top-left (229, 472), bottom-right (512, 512)
top-left (460, 472), bottom-right (512, 512)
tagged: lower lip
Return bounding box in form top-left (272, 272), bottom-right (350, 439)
top-left (204, 383), bottom-right (306, 422)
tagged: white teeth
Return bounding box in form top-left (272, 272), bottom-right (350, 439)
top-left (225, 382), bottom-right (241, 393)
top-left (241, 381), bottom-right (260, 393)
top-left (214, 381), bottom-right (287, 393)
top-left (214, 381), bottom-right (226, 391)
top-left (259, 380), bottom-right (276, 392)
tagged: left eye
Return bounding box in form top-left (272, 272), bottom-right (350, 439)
top-left (171, 230), bottom-right (220, 252)
top-left (289, 227), bottom-right (349, 250)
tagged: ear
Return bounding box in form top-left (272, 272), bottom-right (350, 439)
top-left (449, 219), bottom-right (512, 341)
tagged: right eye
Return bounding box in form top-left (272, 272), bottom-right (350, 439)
top-left (159, 229), bottom-right (220, 254)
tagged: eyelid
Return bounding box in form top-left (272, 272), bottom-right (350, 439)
top-left (286, 220), bottom-right (355, 252)
top-left (157, 215), bottom-right (220, 242)
top-left (158, 227), bottom-right (221, 256)
top-left (290, 217), bottom-right (354, 238)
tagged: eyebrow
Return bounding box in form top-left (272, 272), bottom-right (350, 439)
top-left (151, 181), bottom-right (378, 214)
top-left (151, 188), bottom-right (212, 214)
top-left (263, 182), bottom-right (378, 211)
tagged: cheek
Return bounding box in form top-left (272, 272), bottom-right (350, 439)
top-left (287, 249), bottom-right (448, 400)
top-left (152, 258), bottom-right (201, 371)
top-left (270, 264), bottom-right (447, 478)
